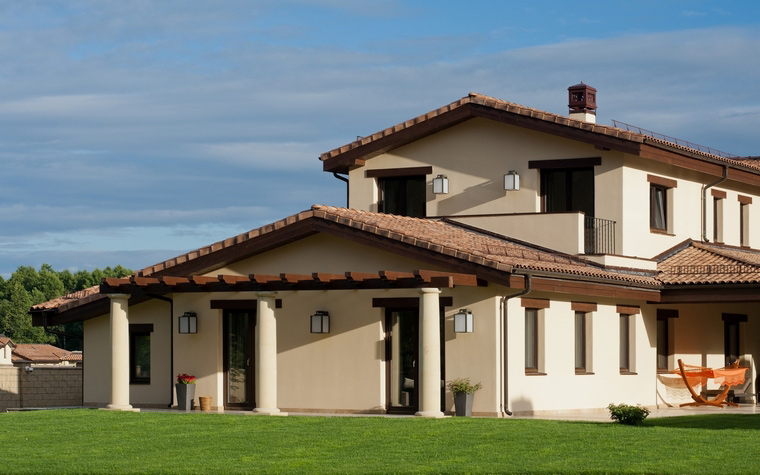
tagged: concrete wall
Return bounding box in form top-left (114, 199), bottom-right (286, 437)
top-left (0, 366), bottom-right (82, 411)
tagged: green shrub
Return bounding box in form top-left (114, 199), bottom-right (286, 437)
top-left (607, 403), bottom-right (650, 426)
top-left (446, 377), bottom-right (482, 394)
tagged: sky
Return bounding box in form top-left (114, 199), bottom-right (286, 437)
top-left (1, 0), bottom-right (759, 278)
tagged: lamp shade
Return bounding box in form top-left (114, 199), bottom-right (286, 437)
top-left (178, 312), bottom-right (197, 334)
top-left (433, 174), bottom-right (449, 194)
top-left (504, 170), bottom-right (520, 191)
top-left (454, 309), bottom-right (474, 333)
top-left (311, 311), bottom-right (330, 333)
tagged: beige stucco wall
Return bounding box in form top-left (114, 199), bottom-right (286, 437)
top-left (507, 294), bottom-right (657, 415)
top-left (218, 233), bottom-right (448, 276)
top-left (83, 299), bottom-right (172, 408)
top-left (346, 117), bottom-right (760, 260)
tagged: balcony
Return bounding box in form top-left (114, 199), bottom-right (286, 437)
top-left (584, 216), bottom-right (616, 255)
top-left (447, 213), bottom-right (616, 257)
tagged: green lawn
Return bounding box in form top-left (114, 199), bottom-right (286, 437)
top-left (2, 410), bottom-right (759, 474)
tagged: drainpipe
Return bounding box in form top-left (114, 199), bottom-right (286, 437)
top-left (701, 165), bottom-right (728, 242)
top-left (499, 272), bottom-right (532, 417)
top-left (149, 294), bottom-right (174, 408)
top-left (332, 172), bottom-right (349, 207)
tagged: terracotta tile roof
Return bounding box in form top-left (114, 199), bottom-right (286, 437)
top-left (11, 344), bottom-right (79, 364)
top-left (320, 92), bottom-right (755, 173)
top-left (0, 336), bottom-right (14, 348)
top-left (657, 240), bottom-right (760, 285)
top-left (140, 205), bottom-right (659, 286)
top-left (31, 285), bottom-right (102, 311)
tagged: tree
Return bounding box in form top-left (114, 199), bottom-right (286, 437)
top-left (0, 264), bottom-right (132, 349)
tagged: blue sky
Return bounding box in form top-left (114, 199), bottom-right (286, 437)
top-left (1, 0), bottom-right (759, 277)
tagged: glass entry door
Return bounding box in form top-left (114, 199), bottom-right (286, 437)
top-left (223, 310), bottom-right (255, 409)
top-left (386, 309), bottom-right (419, 413)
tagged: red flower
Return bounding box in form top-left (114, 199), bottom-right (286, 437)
top-left (177, 373), bottom-right (196, 384)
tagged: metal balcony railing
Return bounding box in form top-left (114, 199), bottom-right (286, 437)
top-left (584, 216), bottom-right (616, 255)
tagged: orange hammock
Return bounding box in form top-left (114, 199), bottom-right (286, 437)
top-left (673, 359), bottom-right (748, 408)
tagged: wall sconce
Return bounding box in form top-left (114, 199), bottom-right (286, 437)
top-left (310, 310), bottom-right (330, 333)
top-left (504, 170), bottom-right (520, 191)
top-left (454, 309), bottom-right (474, 333)
top-left (178, 311), bottom-right (198, 334)
top-left (432, 174), bottom-right (449, 194)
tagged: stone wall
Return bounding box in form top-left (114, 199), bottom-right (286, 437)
top-left (0, 366), bottom-right (82, 411)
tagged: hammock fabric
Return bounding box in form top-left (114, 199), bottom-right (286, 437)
top-left (673, 359), bottom-right (748, 408)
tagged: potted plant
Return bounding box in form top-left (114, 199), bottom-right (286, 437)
top-left (175, 373), bottom-right (196, 410)
top-left (447, 377), bottom-right (482, 417)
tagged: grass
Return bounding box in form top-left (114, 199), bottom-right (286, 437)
top-left (2, 410), bottom-right (759, 474)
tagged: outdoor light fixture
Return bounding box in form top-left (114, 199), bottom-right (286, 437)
top-left (178, 311), bottom-right (198, 334)
top-left (432, 174), bottom-right (449, 194)
top-left (454, 308), bottom-right (474, 333)
top-left (310, 310), bottom-right (330, 334)
top-left (504, 170), bottom-right (520, 191)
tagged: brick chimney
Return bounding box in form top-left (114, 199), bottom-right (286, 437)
top-left (568, 83), bottom-right (596, 123)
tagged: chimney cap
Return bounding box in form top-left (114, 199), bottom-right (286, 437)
top-left (568, 82), bottom-right (597, 114)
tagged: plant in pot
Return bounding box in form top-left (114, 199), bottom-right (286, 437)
top-left (175, 373), bottom-right (196, 410)
top-left (447, 377), bottom-right (482, 417)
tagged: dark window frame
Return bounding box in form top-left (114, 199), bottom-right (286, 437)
top-left (650, 184), bottom-right (668, 232)
top-left (574, 311), bottom-right (587, 373)
top-left (619, 314), bottom-right (630, 372)
top-left (540, 167), bottom-right (595, 218)
top-left (525, 308), bottom-right (539, 373)
top-left (378, 175), bottom-right (426, 218)
top-left (129, 323), bottom-right (153, 385)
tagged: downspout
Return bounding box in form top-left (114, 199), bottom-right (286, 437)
top-left (701, 165), bottom-right (728, 242)
top-left (149, 294), bottom-right (174, 408)
top-left (332, 172), bottom-right (349, 207)
top-left (499, 272), bottom-right (532, 417)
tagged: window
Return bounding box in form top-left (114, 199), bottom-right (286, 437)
top-left (379, 176), bottom-right (426, 217)
top-left (648, 175), bottom-right (677, 233)
top-left (723, 314), bottom-right (747, 366)
top-left (712, 190), bottom-right (725, 243)
top-left (574, 311), bottom-right (589, 373)
top-left (650, 185), bottom-right (668, 231)
top-left (619, 314), bottom-right (631, 372)
top-left (525, 308), bottom-right (539, 373)
top-left (739, 196), bottom-right (752, 247)
top-left (541, 168), bottom-right (595, 217)
top-left (130, 324), bottom-right (153, 384)
top-left (656, 309), bottom-right (677, 371)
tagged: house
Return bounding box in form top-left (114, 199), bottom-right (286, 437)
top-left (0, 336), bottom-right (14, 366)
top-left (11, 344), bottom-right (82, 368)
top-left (29, 84), bottom-right (760, 416)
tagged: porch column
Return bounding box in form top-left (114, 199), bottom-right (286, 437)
top-left (416, 287), bottom-right (444, 418)
top-left (254, 292), bottom-right (280, 414)
top-left (106, 293), bottom-right (132, 411)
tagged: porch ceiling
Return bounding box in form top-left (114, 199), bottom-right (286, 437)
top-left (100, 269), bottom-right (486, 295)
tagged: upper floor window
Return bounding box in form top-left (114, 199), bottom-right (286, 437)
top-left (712, 189), bottom-right (725, 243)
top-left (739, 195), bottom-right (752, 247)
top-left (648, 175), bottom-right (677, 234)
top-left (366, 166), bottom-right (431, 218)
top-left (530, 158), bottom-right (600, 218)
top-left (379, 176), bottom-right (425, 217)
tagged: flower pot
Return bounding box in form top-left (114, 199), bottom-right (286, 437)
top-left (199, 396), bottom-right (212, 412)
top-left (453, 392), bottom-right (474, 417)
top-left (175, 383), bottom-right (195, 410)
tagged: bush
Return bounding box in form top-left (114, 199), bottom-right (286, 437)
top-left (446, 377), bottom-right (482, 394)
top-left (607, 403), bottom-right (650, 426)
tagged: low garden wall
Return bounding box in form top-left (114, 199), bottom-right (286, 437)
top-left (0, 366), bottom-right (82, 411)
